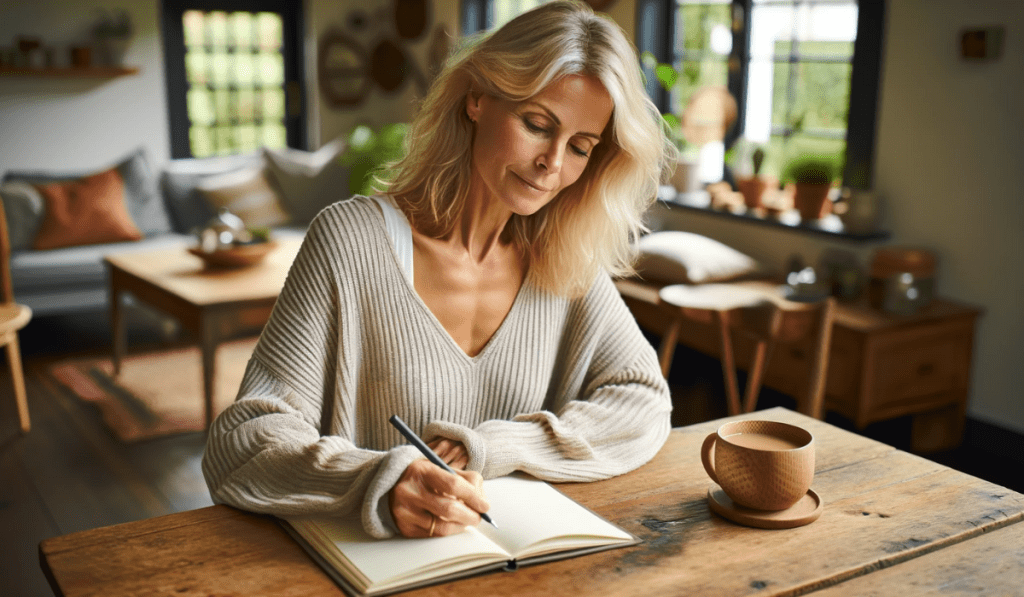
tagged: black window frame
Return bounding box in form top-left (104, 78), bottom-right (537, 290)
top-left (640, 0), bottom-right (886, 189)
top-left (161, 0), bottom-right (307, 159)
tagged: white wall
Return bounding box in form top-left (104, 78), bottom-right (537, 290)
top-left (0, 1), bottom-right (170, 172)
top-left (1, 0), bottom-right (1022, 434)
top-left (651, 0), bottom-right (1024, 433)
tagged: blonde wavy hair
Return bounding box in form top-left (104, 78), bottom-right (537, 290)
top-left (384, 0), bottom-right (675, 297)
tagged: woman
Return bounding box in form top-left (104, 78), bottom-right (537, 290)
top-left (202, 0), bottom-right (675, 540)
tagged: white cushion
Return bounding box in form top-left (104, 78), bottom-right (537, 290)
top-left (196, 166), bottom-right (290, 229)
top-left (263, 138), bottom-right (350, 225)
top-left (635, 230), bottom-right (762, 284)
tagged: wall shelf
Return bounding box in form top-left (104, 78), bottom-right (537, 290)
top-left (0, 65), bottom-right (140, 78)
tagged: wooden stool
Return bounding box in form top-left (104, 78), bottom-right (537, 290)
top-left (1, 194), bottom-right (34, 432)
top-left (0, 304), bottom-right (32, 432)
top-left (658, 283), bottom-right (836, 419)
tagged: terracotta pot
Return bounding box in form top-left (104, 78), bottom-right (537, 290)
top-left (736, 176), bottom-right (776, 210)
top-left (794, 182), bottom-right (832, 221)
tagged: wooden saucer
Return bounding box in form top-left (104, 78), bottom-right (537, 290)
top-left (707, 485), bottom-right (823, 529)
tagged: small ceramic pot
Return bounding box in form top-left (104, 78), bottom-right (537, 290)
top-left (794, 182), bottom-right (832, 221)
top-left (736, 176), bottom-right (769, 209)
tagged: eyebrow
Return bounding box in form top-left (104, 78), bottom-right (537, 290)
top-left (525, 101), bottom-right (603, 141)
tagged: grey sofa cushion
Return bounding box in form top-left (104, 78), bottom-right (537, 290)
top-left (1, 147), bottom-right (174, 236)
top-left (9, 233), bottom-right (194, 295)
top-left (160, 152), bottom-right (264, 233)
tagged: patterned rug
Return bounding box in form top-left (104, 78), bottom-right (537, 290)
top-left (49, 337), bottom-right (259, 442)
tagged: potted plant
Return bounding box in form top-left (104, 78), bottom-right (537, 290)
top-left (92, 9), bottom-right (133, 66)
top-left (735, 146), bottom-right (775, 210)
top-left (783, 155), bottom-right (839, 221)
top-left (643, 52), bottom-right (703, 194)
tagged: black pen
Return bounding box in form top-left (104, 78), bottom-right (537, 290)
top-left (389, 415), bottom-right (497, 528)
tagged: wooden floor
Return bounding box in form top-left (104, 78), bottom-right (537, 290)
top-left (2, 311), bottom-right (1022, 596)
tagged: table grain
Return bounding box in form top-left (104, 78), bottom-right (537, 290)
top-left (39, 408), bottom-right (1024, 597)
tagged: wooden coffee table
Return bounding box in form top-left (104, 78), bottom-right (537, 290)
top-left (104, 238), bottom-right (302, 429)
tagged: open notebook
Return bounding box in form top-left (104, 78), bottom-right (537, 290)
top-left (282, 476), bottom-right (639, 596)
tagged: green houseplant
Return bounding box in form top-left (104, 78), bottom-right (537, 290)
top-left (782, 155), bottom-right (839, 221)
top-left (339, 123), bottom-right (408, 196)
top-left (735, 146), bottom-right (773, 210)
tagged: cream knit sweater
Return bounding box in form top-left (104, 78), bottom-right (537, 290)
top-left (202, 196), bottom-right (672, 538)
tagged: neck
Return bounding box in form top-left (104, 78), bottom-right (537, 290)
top-left (442, 181), bottom-right (514, 264)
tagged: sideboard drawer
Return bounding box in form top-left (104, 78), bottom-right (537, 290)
top-left (872, 334), bottom-right (963, 409)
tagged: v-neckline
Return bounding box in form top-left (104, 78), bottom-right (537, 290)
top-left (366, 197), bottom-right (530, 363)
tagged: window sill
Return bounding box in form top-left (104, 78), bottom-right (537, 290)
top-left (656, 187), bottom-right (890, 242)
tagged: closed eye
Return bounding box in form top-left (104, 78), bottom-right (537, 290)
top-left (570, 144), bottom-right (590, 158)
top-left (524, 118), bottom-right (548, 134)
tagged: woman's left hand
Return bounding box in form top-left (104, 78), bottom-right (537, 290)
top-left (428, 438), bottom-right (469, 469)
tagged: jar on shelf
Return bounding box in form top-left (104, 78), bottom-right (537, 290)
top-left (868, 247), bottom-right (936, 315)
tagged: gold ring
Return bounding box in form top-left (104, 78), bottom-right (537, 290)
top-left (428, 514), bottom-right (436, 537)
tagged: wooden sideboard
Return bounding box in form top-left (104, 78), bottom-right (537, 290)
top-left (617, 279), bottom-right (983, 452)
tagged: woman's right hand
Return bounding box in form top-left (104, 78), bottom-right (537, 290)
top-left (388, 458), bottom-right (490, 538)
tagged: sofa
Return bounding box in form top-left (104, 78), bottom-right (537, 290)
top-left (0, 140), bottom-right (349, 317)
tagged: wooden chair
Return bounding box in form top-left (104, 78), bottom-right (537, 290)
top-left (657, 283), bottom-right (836, 420)
top-left (0, 197), bottom-right (33, 433)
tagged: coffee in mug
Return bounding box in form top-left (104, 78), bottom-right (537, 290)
top-left (701, 420), bottom-right (815, 511)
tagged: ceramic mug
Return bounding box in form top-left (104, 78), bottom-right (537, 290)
top-left (701, 420), bottom-right (815, 511)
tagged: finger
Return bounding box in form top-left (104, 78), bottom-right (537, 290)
top-left (458, 469), bottom-right (484, 492)
top-left (391, 502), bottom-right (433, 538)
top-left (423, 492), bottom-right (481, 527)
top-left (424, 467), bottom-right (489, 515)
top-left (449, 453), bottom-right (469, 470)
top-left (430, 517), bottom-right (468, 537)
top-left (430, 439), bottom-right (460, 464)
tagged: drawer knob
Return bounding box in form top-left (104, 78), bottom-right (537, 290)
top-left (918, 363), bottom-right (935, 376)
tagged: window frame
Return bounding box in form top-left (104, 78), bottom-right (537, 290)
top-left (641, 0), bottom-right (885, 189)
top-left (161, 0), bottom-right (307, 158)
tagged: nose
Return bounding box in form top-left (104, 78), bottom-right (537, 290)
top-left (536, 141), bottom-right (564, 174)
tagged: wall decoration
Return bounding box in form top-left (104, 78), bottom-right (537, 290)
top-left (394, 0), bottom-right (429, 40)
top-left (318, 29), bottom-right (371, 108)
top-left (318, 0), bottom-right (432, 110)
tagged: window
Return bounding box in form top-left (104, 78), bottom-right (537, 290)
top-left (644, 0), bottom-right (884, 188)
top-left (162, 0), bottom-right (305, 158)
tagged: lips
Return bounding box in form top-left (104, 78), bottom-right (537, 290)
top-left (512, 171), bottom-right (552, 193)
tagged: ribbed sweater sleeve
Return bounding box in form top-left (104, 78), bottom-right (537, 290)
top-left (202, 202), bottom-right (421, 538)
top-left (202, 196), bottom-right (672, 539)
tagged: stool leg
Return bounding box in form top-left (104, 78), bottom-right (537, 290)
top-left (716, 311), bottom-right (742, 416)
top-left (658, 317), bottom-right (682, 378)
top-left (742, 339), bottom-right (771, 413)
top-left (5, 334), bottom-right (30, 433)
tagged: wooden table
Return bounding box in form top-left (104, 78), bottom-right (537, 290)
top-left (39, 408), bottom-right (1024, 596)
top-left (104, 238), bottom-right (302, 429)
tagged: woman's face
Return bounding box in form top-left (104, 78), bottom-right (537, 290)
top-left (465, 74), bottom-right (614, 216)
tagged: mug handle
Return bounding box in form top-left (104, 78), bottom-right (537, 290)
top-left (701, 433), bottom-right (719, 484)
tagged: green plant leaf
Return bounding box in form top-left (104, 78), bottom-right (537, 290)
top-left (654, 64), bottom-right (678, 92)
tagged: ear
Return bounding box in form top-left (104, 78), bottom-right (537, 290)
top-left (465, 90), bottom-right (483, 122)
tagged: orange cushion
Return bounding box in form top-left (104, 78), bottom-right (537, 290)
top-left (32, 168), bottom-right (143, 250)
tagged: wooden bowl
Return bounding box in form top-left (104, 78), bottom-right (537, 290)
top-left (188, 241), bottom-right (278, 268)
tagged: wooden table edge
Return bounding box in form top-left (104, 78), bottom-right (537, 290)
top-left (798, 514), bottom-right (1024, 596)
